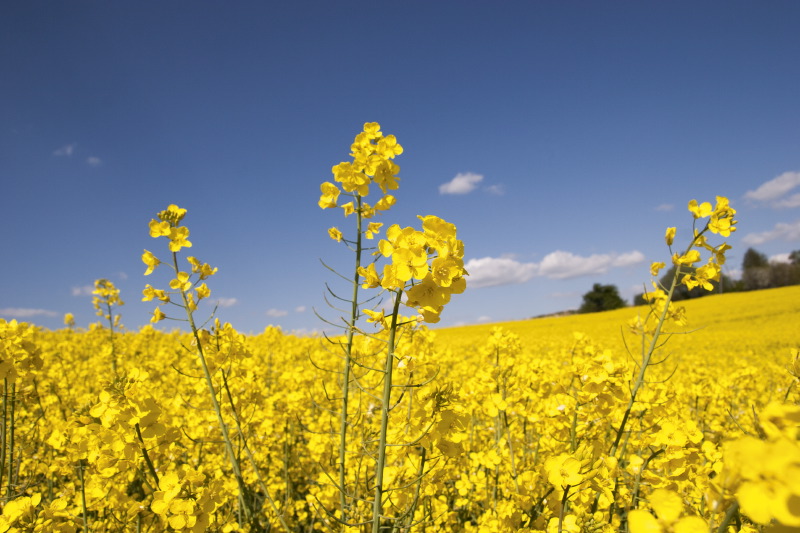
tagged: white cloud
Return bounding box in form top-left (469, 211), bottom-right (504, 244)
top-left (775, 193), bottom-right (800, 209)
top-left (266, 308), bottom-right (288, 318)
top-left (538, 250), bottom-right (645, 279)
top-left (476, 315), bottom-right (492, 323)
top-left (71, 285), bottom-right (94, 297)
top-left (465, 249), bottom-right (646, 288)
top-left (215, 297), bottom-right (238, 308)
top-left (485, 184), bottom-right (505, 196)
top-left (439, 172), bottom-right (483, 195)
top-left (612, 251), bottom-right (647, 267)
top-left (770, 253), bottom-right (791, 264)
top-left (655, 203), bottom-right (674, 212)
top-left (87, 156), bottom-right (102, 167)
top-left (0, 308), bottom-right (59, 318)
top-left (53, 143), bottom-right (76, 156)
top-left (744, 171), bottom-right (800, 207)
top-left (464, 256), bottom-right (538, 288)
top-left (742, 220), bottom-right (800, 245)
top-left (295, 306), bottom-right (307, 313)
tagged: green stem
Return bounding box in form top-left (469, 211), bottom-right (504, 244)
top-left (135, 423), bottom-right (160, 490)
top-left (172, 251), bottom-right (256, 528)
top-left (610, 230), bottom-right (707, 458)
top-left (0, 379), bottom-right (6, 501)
top-left (338, 194), bottom-right (364, 520)
top-left (372, 290), bottom-right (403, 533)
top-left (105, 301), bottom-right (118, 375)
top-left (6, 382), bottom-right (14, 498)
top-left (78, 459), bottom-right (90, 532)
top-left (716, 501), bottom-right (740, 533)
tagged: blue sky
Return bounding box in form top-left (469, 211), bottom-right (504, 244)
top-left (2, 2), bottom-right (799, 334)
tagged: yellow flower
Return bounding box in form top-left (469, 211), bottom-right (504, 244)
top-left (672, 249), bottom-right (701, 266)
top-left (149, 219), bottom-right (171, 238)
top-left (665, 227), bottom-right (676, 246)
top-left (142, 250), bottom-right (161, 275)
top-left (688, 199), bottom-right (712, 219)
top-left (545, 454), bottom-right (584, 488)
top-left (169, 272), bottom-right (193, 292)
top-left (374, 194), bottom-right (396, 212)
top-left (63, 313), bottom-right (75, 328)
top-left (167, 226), bottom-right (192, 252)
top-left (357, 263), bottom-right (381, 289)
top-left (650, 262), bottom-right (666, 276)
top-left (628, 490), bottom-right (708, 533)
top-left (150, 307), bottom-right (166, 323)
top-left (196, 283), bottom-right (211, 300)
top-left (318, 182), bottom-right (340, 209)
top-left (328, 227), bottom-right (343, 242)
top-left (365, 222), bottom-right (383, 240)
top-left (363, 309), bottom-right (390, 330)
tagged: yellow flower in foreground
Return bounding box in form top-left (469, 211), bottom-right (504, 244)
top-left (328, 227), bottom-right (343, 242)
top-left (195, 283), bottom-right (211, 300)
top-left (365, 222), bottom-right (383, 240)
top-left (650, 262), bottom-right (666, 277)
top-left (628, 489), bottom-right (707, 533)
top-left (142, 249), bottom-right (161, 275)
top-left (363, 309), bottom-right (390, 330)
top-left (358, 263), bottom-right (381, 289)
top-left (545, 454), bottom-right (584, 488)
top-left (318, 182), bottom-right (340, 209)
top-left (167, 226), bottom-right (192, 252)
top-left (169, 272), bottom-right (192, 292)
top-left (665, 227), bottom-right (676, 246)
top-left (688, 199), bottom-right (712, 219)
top-left (150, 307), bottom-right (166, 323)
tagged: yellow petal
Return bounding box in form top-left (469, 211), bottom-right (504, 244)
top-left (627, 509), bottom-right (663, 533)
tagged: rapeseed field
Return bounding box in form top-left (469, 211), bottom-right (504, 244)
top-left (0, 124), bottom-right (797, 532)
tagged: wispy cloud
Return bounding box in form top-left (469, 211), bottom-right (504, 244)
top-left (0, 308), bottom-right (59, 318)
top-left (465, 256), bottom-right (538, 288)
top-left (655, 203), bottom-right (674, 212)
top-left (538, 250), bottom-right (645, 279)
top-left (744, 171), bottom-right (800, 208)
top-left (71, 285), bottom-right (94, 297)
top-left (439, 172), bottom-right (484, 195)
top-left (742, 220), bottom-right (800, 245)
top-left (485, 184), bottom-right (505, 196)
top-left (465, 249), bottom-right (645, 288)
top-left (295, 306), bottom-right (307, 313)
top-left (215, 297), bottom-right (238, 308)
top-left (53, 143), bottom-right (76, 156)
top-left (266, 308), bottom-right (288, 318)
top-left (87, 156), bottom-right (102, 167)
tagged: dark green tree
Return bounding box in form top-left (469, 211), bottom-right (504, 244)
top-left (578, 283), bottom-right (626, 313)
top-left (742, 247), bottom-right (771, 290)
top-left (742, 248), bottom-right (769, 269)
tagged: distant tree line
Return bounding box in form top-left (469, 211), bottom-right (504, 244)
top-left (577, 248), bottom-right (800, 314)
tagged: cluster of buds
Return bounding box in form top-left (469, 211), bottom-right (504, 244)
top-left (318, 122), bottom-right (402, 223)
top-left (141, 205), bottom-right (217, 322)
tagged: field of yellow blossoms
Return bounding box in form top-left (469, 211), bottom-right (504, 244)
top-left (1, 123), bottom-right (798, 532)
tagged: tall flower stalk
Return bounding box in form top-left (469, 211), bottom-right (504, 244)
top-left (141, 204), bottom-right (287, 531)
top-left (318, 123), bottom-right (468, 531)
